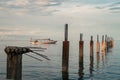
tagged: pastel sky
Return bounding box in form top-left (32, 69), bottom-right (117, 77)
top-left (0, 0), bottom-right (120, 40)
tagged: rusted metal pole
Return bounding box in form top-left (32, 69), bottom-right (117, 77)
top-left (96, 35), bottom-right (100, 53)
top-left (62, 24), bottom-right (69, 73)
top-left (79, 33), bottom-right (84, 78)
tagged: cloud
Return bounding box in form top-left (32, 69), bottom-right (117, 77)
top-left (0, 27), bottom-right (29, 36)
top-left (0, 0), bottom-right (63, 16)
top-left (1, 0), bottom-right (119, 16)
top-left (0, 26), bottom-right (58, 37)
top-left (95, 1), bottom-right (120, 13)
top-left (12, 9), bottom-right (28, 16)
top-left (0, 0), bottom-right (120, 40)
top-left (109, 7), bottom-right (120, 11)
top-left (6, 0), bottom-right (29, 6)
top-left (33, 0), bottom-right (52, 5)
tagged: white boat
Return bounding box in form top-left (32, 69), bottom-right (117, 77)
top-left (30, 38), bottom-right (57, 44)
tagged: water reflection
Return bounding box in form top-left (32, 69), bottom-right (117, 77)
top-left (78, 58), bottom-right (84, 80)
top-left (96, 52), bottom-right (100, 69)
top-left (102, 51), bottom-right (105, 65)
top-left (90, 57), bottom-right (94, 74)
top-left (105, 48), bottom-right (112, 64)
top-left (90, 56), bottom-right (94, 80)
top-left (62, 72), bottom-right (68, 80)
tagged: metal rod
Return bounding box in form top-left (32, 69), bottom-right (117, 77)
top-left (65, 24), bottom-right (68, 41)
top-left (31, 51), bottom-right (50, 60)
top-left (25, 54), bottom-right (43, 61)
top-left (26, 47), bottom-right (47, 50)
top-left (80, 33), bottom-right (83, 41)
top-left (31, 50), bottom-right (45, 52)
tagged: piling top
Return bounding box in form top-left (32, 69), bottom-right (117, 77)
top-left (102, 35), bottom-right (104, 42)
top-left (4, 46), bottom-right (31, 55)
top-left (91, 36), bottom-right (93, 41)
top-left (80, 33), bottom-right (83, 41)
top-left (97, 35), bottom-right (99, 42)
top-left (65, 24), bottom-right (68, 41)
top-left (105, 35), bottom-right (107, 41)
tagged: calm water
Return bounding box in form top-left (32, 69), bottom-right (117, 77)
top-left (0, 38), bottom-right (120, 80)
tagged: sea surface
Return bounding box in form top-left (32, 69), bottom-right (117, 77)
top-left (0, 38), bottom-right (120, 80)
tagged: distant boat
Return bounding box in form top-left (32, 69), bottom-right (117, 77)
top-left (30, 38), bottom-right (57, 44)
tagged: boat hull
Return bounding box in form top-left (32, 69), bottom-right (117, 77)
top-left (30, 41), bottom-right (57, 45)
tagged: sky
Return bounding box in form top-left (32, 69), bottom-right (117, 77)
top-left (0, 0), bottom-right (120, 40)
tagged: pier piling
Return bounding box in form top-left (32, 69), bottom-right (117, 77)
top-left (79, 33), bottom-right (84, 77)
top-left (4, 46), bottom-right (48, 80)
top-left (96, 35), bottom-right (100, 53)
top-left (4, 46), bottom-right (30, 80)
top-left (90, 36), bottom-right (94, 75)
top-left (105, 35), bottom-right (108, 52)
top-left (62, 24), bottom-right (69, 73)
top-left (102, 35), bottom-right (105, 53)
top-left (90, 36), bottom-right (94, 58)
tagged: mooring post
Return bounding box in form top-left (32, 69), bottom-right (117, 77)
top-left (4, 47), bottom-right (26, 80)
top-left (96, 35), bottom-right (100, 53)
top-left (107, 36), bottom-right (110, 50)
top-left (105, 35), bottom-right (108, 52)
top-left (4, 46), bottom-right (49, 80)
top-left (62, 24), bottom-right (69, 73)
top-left (101, 35), bottom-right (105, 53)
top-left (4, 46), bottom-right (33, 80)
top-left (111, 38), bottom-right (114, 48)
top-left (90, 36), bottom-right (94, 58)
top-left (96, 35), bottom-right (100, 70)
top-left (108, 37), bottom-right (112, 49)
top-left (90, 36), bottom-right (94, 75)
top-left (79, 33), bottom-right (84, 63)
top-left (110, 37), bottom-right (112, 48)
top-left (79, 33), bottom-right (84, 78)
top-left (7, 54), bottom-right (22, 80)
